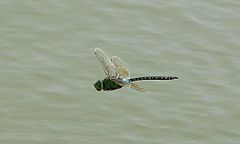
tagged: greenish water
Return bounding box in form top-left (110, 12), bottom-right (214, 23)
top-left (0, 0), bottom-right (239, 143)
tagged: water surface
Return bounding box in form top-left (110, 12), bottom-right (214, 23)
top-left (0, 0), bottom-right (239, 143)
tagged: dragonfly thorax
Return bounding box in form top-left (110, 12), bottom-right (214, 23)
top-left (94, 78), bottom-right (122, 91)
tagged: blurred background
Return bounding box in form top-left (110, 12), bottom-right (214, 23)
top-left (0, 0), bottom-right (239, 143)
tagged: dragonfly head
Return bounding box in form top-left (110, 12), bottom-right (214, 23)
top-left (94, 80), bottom-right (103, 91)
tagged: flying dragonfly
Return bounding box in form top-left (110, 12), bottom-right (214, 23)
top-left (94, 48), bottom-right (178, 92)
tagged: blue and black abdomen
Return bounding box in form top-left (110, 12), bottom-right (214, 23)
top-left (129, 76), bottom-right (178, 82)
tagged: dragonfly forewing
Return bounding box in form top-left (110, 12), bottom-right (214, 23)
top-left (95, 48), bottom-right (117, 78)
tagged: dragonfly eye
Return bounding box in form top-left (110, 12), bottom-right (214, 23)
top-left (94, 80), bottom-right (102, 91)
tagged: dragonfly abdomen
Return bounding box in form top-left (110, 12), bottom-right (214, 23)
top-left (129, 76), bottom-right (178, 82)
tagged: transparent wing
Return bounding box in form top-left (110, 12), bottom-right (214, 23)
top-left (111, 56), bottom-right (130, 79)
top-left (112, 78), bottom-right (148, 93)
top-left (129, 83), bottom-right (149, 93)
top-left (95, 48), bottom-right (117, 78)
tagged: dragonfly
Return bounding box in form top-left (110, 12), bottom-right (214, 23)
top-left (94, 48), bottom-right (178, 92)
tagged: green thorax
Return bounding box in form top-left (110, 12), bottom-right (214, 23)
top-left (102, 78), bottom-right (122, 91)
